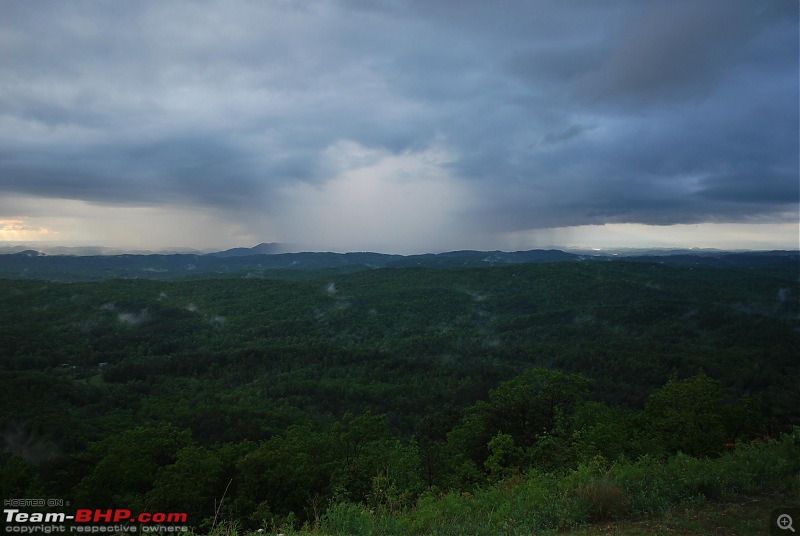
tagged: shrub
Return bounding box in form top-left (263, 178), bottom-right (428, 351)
top-left (572, 479), bottom-right (630, 522)
top-left (318, 503), bottom-right (373, 535)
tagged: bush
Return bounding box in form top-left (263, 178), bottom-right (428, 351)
top-left (294, 428), bottom-right (800, 535)
top-left (319, 503), bottom-right (374, 535)
top-left (572, 479), bottom-right (630, 522)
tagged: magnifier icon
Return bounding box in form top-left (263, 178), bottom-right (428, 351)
top-left (778, 514), bottom-right (796, 532)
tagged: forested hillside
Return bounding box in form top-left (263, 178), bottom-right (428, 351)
top-left (1, 260), bottom-right (798, 533)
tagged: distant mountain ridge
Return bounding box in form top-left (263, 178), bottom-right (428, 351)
top-left (0, 245), bottom-right (798, 281)
top-left (210, 242), bottom-right (293, 257)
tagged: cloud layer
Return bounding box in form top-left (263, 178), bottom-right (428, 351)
top-left (0, 0), bottom-right (797, 251)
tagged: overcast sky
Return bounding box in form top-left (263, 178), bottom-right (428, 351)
top-left (1, 0), bottom-right (797, 253)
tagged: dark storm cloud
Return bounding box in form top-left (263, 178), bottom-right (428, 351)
top-left (697, 170), bottom-right (800, 205)
top-left (0, 137), bottom-right (265, 208)
top-left (0, 0), bottom-right (796, 242)
top-left (573, 0), bottom-right (785, 105)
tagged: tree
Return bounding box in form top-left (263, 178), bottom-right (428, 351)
top-left (484, 432), bottom-right (522, 481)
top-left (485, 368), bottom-right (592, 447)
top-left (446, 368), bottom-right (592, 477)
top-left (147, 445), bottom-right (225, 526)
top-left (235, 425), bottom-right (331, 526)
top-left (0, 451), bottom-right (43, 498)
top-left (414, 405), bottom-right (461, 489)
top-left (328, 412), bottom-right (391, 502)
top-left (73, 424), bottom-right (192, 510)
top-left (645, 373), bottom-right (726, 457)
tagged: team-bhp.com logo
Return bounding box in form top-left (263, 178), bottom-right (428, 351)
top-left (4, 506), bottom-right (189, 533)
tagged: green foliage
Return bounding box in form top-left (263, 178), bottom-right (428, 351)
top-left (0, 451), bottom-right (43, 497)
top-left (305, 428), bottom-right (800, 535)
top-left (413, 405), bottom-right (461, 489)
top-left (0, 261), bottom-right (798, 531)
top-left (445, 368), bottom-right (592, 479)
top-left (318, 503), bottom-right (377, 535)
top-left (74, 423), bottom-right (192, 510)
top-left (570, 401), bottom-right (648, 462)
top-left (147, 445), bottom-right (227, 525)
top-left (484, 432), bottom-right (522, 481)
top-left (235, 424), bottom-right (332, 526)
top-left (645, 373), bottom-right (726, 457)
top-left (486, 368), bottom-right (592, 446)
top-left (571, 479), bottom-right (630, 522)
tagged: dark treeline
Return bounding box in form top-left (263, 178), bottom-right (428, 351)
top-left (1, 261), bottom-right (798, 531)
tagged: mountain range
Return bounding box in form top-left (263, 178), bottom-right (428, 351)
top-left (0, 242), bottom-right (797, 281)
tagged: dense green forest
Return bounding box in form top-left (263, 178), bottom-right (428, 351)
top-left (1, 259), bottom-right (798, 533)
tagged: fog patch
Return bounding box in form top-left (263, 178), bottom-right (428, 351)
top-left (186, 303), bottom-right (198, 312)
top-left (118, 310), bottom-right (149, 326)
top-left (158, 292), bottom-right (168, 300)
top-left (777, 288), bottom-right (791, 302)
top-left (473, 309), bottom-right (490, 319)
top-left (572, 314), bottom-right (594, 325)
top-left (732, 302), bottom-right (774, 318)
top-left (466, 290), bottom-right (487, 302)
top-left (100, 302), bottom-right (116, 311)
top-left (2, 424), bottom-right (62, 463)
top-left (209, 315), bottom-right (226, 326)
top-left (326, 283), bottom-right (337, 295)
top-left (483, 336), bottom-right (501, 348)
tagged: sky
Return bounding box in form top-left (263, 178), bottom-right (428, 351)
top-left (1, 0), bottom-right (798, 254)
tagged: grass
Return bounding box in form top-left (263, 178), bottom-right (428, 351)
top-left (569, 493), bottom-right (796, 535)
top-left (202, 493), bottom-right (796, 535)
top-left (198, 431), bottom-right (800, 536)
top-left (198, 494), bottom-right (795, 536)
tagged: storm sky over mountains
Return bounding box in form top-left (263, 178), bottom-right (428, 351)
top-left (1, 0), bottom-right (797, 252)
